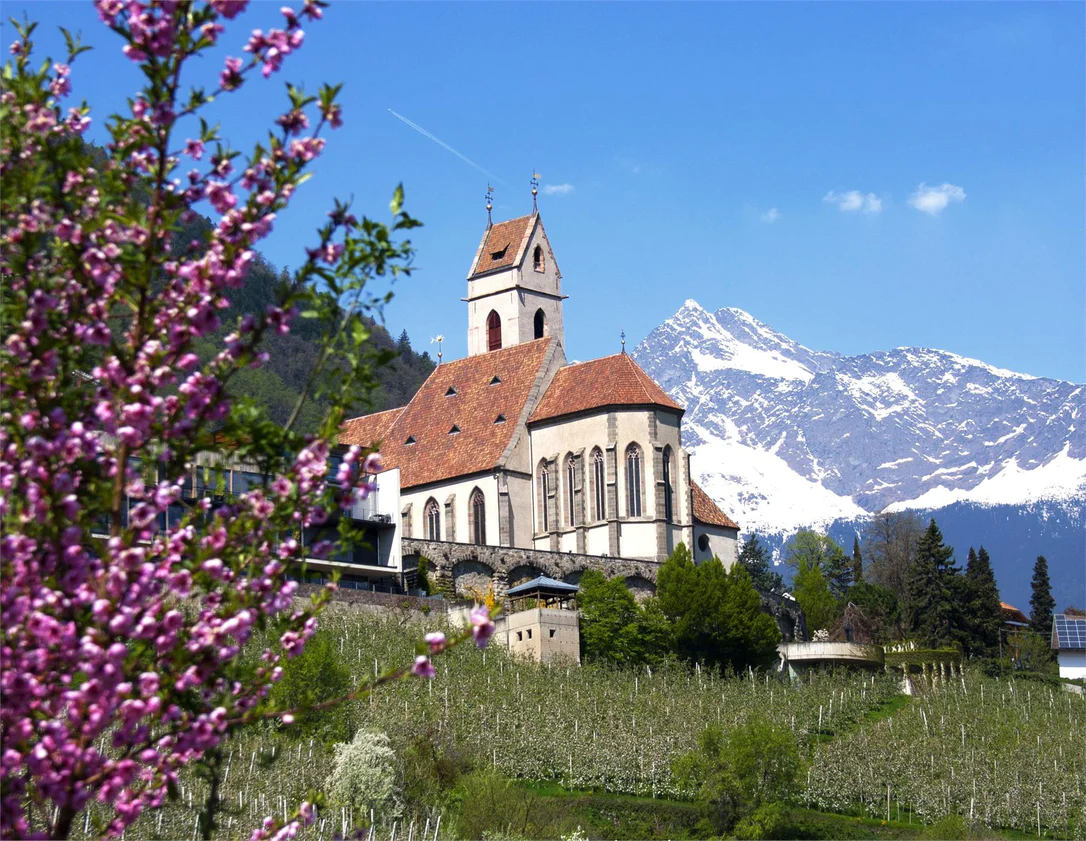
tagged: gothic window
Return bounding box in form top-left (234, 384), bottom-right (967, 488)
top-left (538, 461), bottom-right (550, 533)
top-left (626, 444), bottom-right (643, 518)
top-left (533, 308), bottom-right (547, 340)
top-left (591, 447), bottom-right (606, 521)
top-left (424, 498), bottom-right (440, 541)
top-left (470, 488), bottom-right (486, 545)
top-left (663, 446), bottom-right (674, 523)
top-left (565, 454), bottom-right (577, 528)
top-left (533, 244), bottom-right (544, 272)
top-left (487, 310), bottom-right (502, 351)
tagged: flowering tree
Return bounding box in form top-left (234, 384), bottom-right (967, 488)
top-left (0, 2), bottom-right (493, 839)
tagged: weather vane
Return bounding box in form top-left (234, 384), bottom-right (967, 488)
top-left (485, 185), bottom-right (493, 226)
top-left (531, 171), bottom-right (540, 213)
top-left (620, 329), bottom-right (626, 354)
top-left (431, 334), bottom-right (444, 364)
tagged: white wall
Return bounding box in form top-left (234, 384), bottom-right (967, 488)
top-left (693, 523), bottom-right (739, 570)
top-left (401, 474), bottom-right (498, 546)
top-left (1058, 651), bottom-right (1086, 680)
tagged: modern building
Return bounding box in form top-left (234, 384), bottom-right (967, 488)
top-left (1051, 613), bottom-right (1086, 680)
top-left (340, 207), bottom-right (740, 598)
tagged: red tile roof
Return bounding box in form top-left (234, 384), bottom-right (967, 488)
top-left (1000, 602), bottom-right (1029, 625)
top-left (338, 407), bottom-right (404, 450)
top-left (340, 339), bottom-right (554, 489)
top-left (691, 481), bottom-right (739, 530)
top-left (528, 353), bottom-right (683, 424)
top-left (468, 214), bottom-right (536, 278)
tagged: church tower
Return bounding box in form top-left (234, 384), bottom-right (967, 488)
top-left (465, 193), bottom-right (566, 356)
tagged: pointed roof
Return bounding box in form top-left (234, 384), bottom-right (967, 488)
top-left (340, 338), bottom-right (555, 489)
top-left (691, 481), bottom-right (740, 530)
top-left (528, 353), bottom-right (683, 424)
top-left (467, 213), bottom-right (539, 279)
top-left (505, 575), bottom-right (580, 597)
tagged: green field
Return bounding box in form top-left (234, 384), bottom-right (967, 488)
top-left (71, 606), bottom-right (1086, 840)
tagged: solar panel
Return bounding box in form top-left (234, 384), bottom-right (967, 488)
top-left (1055, 614), bottom-right (1086, 650)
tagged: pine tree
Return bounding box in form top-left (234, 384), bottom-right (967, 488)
top-left (396, 329), bottom-right (412, 355)
top-left (738, 533), bottom-right (783, 594)
top-left (903, 519), bottom-right (962, 647)
top-left (963, 546), bottom-right (1002, 657)
top-left (851, 537), bottom-right (864, 585)
top-left (1029, 555), bottom-right (1056, 639)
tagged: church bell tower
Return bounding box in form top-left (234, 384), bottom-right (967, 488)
top-left (464, 182), bottom-right (566, 356)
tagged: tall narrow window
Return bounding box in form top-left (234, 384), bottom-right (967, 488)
top-left (533, 244), bottom-right (544, 272)
top-left (626, 444), bottom-right (643, 518)
top-left (592, 448), bottom-right (606, 521)
top-left (470, 488), bottom-right (486, 545)
top-left (486, 310), bottom-right (502, 351)
top-left (539, 463), bottom-right (550, 533)
top-left (663, 446), bottom-right (674, 523)
top-left (534, 308), bottom-right (547, 339)
top-left (425, 498), bottom-right (440, 541)
top-left (565, 455), bottom-right (576, 527)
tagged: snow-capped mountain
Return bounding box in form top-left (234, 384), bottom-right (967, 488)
top-left (633, 300), bottom-right (1086, 607)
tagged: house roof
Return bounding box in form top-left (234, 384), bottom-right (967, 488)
top-left (468, 214), bottom-right (537, 279)
top-left (339, 338), bottom-right (553, 489)
top-left (528, 353), bottom-right (683, 424)
top-left (1000, 601), bottom-right (1030, 626)
top-left (691, 481), bottom-right (740, 530)
top-left (1052, 614), bottom-right (1086, 651)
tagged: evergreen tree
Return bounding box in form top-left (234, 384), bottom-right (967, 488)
top-left (397, 329), bottom-right (412, 355)
top-left (784, 530), bottom-right (851, 599)
top-left (793, 559), bottom-right (837, 633)
top-left (903, 519), bottom-right (963, 648)
top-left (851, 537), bottom-right (864, 585)
top-left (963, 546), bottom-right (1002, 657)
top-left (737, 533), bottom-right (783, 594)
top-left (1029, 555), bottom-right (1056, 640)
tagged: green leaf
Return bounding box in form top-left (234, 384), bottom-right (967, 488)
top-left (389, 183), bottom-right (405, 215)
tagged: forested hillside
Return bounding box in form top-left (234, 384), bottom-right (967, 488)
top-left (177, 212), bottom-right (434, 432)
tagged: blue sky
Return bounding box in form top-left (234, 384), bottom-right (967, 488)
top-left (14, 2), bottom-right (1085, 381)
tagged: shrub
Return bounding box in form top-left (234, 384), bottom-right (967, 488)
top-left (327, 730), bottom-right (402, 818)
top-left (451, 770), bottom-right (576, 841)
top-left (268, 628), bottom-right (355, 745)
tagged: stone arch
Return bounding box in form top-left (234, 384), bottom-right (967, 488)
top-left (561, 569), bottom-right (586, 587)
top-left (487, 310), bottom-right (502, 351)
top-left (506, 563), bottom-right (546, 588)
top-left (533, 308), bottom-right (548, 339)
top-left (624, 575), bottom-right (656, 600)
top-left (452, 559), bottom-right (494, 600)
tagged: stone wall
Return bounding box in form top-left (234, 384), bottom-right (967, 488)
top-left (403, 538), bottom-right (663, 599)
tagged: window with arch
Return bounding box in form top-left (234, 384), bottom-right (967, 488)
top-left (538, 461), bottom-right (550, 533)
top-left (533, 244), bottom-right (544, 272)
top-left (662, 446), bottom-right (674, 523)
top-left (591, 447), bottom-right (606, 522)
top-left (564, 454), bottom-right (577, 527)
top-left (469, 488), bottom-right (486, 545)
top-left (486, 310), bottom-right (502, 351)
top-left (533, 308), bottom-right (547, 340)
top-left (424, 498), bottom-right (440, 541)
top-left (626, 444), bottom-right (643, 518)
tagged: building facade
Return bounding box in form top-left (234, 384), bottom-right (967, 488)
top-left (341, 211), bottom-right (739, 597)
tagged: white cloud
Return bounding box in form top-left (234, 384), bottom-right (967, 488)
top-left (761, 208), bottom-right (781, 223)
top-left (908, 182), bottom-right (965, 215)
top-left (542, 183), bottom-right (574, 196)
top-left (823, 190), bottom-right (882, 214)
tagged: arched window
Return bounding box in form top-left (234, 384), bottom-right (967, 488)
top-left (424, 498), bottom-right (440, 541)
top-left (470, 488), bottom-right (486, 545)
top-left (626, 444), bottom-right (643, 518)
top-left (565, 454), bottom-right (577, 527)
top-left (662, 446), bottom-right (674, 523)
top-left (591, 447), bottom-right (606, 522)
top-left (533, 308), bottom-right (547, 340)
top-left (533, 244), bottom-right (544, 272)
top-left (486, 310), bottom-right (502, 351)
top-left (538, 461), bottom-right (550, 533)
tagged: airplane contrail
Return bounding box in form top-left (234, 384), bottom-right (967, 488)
top-left (388, 109), bottom-right (508, 186)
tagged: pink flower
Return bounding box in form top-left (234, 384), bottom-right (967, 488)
top-left (410, 655), bottom-right (436, 679)
top-left (470, 605), bottom-right (495, 649)
top-left (424, 632), bottom-right (446, 653)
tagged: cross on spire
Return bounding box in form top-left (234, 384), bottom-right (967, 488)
top-left (485, 185), bottom-right (493, 227)
top-left (531, 171), bottom-right (539, 213)
top-left (620, 329), bottom-right (626, 354)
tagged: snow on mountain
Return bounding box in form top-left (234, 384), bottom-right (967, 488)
top-left (633, 300), bottom-right (1086, 535)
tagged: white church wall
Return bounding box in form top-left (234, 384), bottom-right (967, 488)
top-left (617, 521), bottom-right (658, 559)
top-left (693, 524), bottom-right (739, 570)
top-left (585, 524), bottom-right (610, 556)
top-left (401, 474), bottom-right (499, 546)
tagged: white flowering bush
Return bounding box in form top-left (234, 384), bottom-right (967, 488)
top-left (327, 730), bottom-right (402, 819)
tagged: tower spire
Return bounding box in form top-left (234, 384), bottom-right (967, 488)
top-left (531, 171), bottom-right (539, 214)
top-left (485, 184), bottom-right (493, 227)
top-left (620, 329), bottom-right (626, 354)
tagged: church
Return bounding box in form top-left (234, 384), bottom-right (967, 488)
top-left (339, 200), bottom-right (739, 598)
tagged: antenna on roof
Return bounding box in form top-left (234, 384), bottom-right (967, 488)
top-left (620, 329), bottom-right (626, 354)
top-left (485, 185), bottom-right (493, 227)
top-left (531, 171), bottom-right (540, 214)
